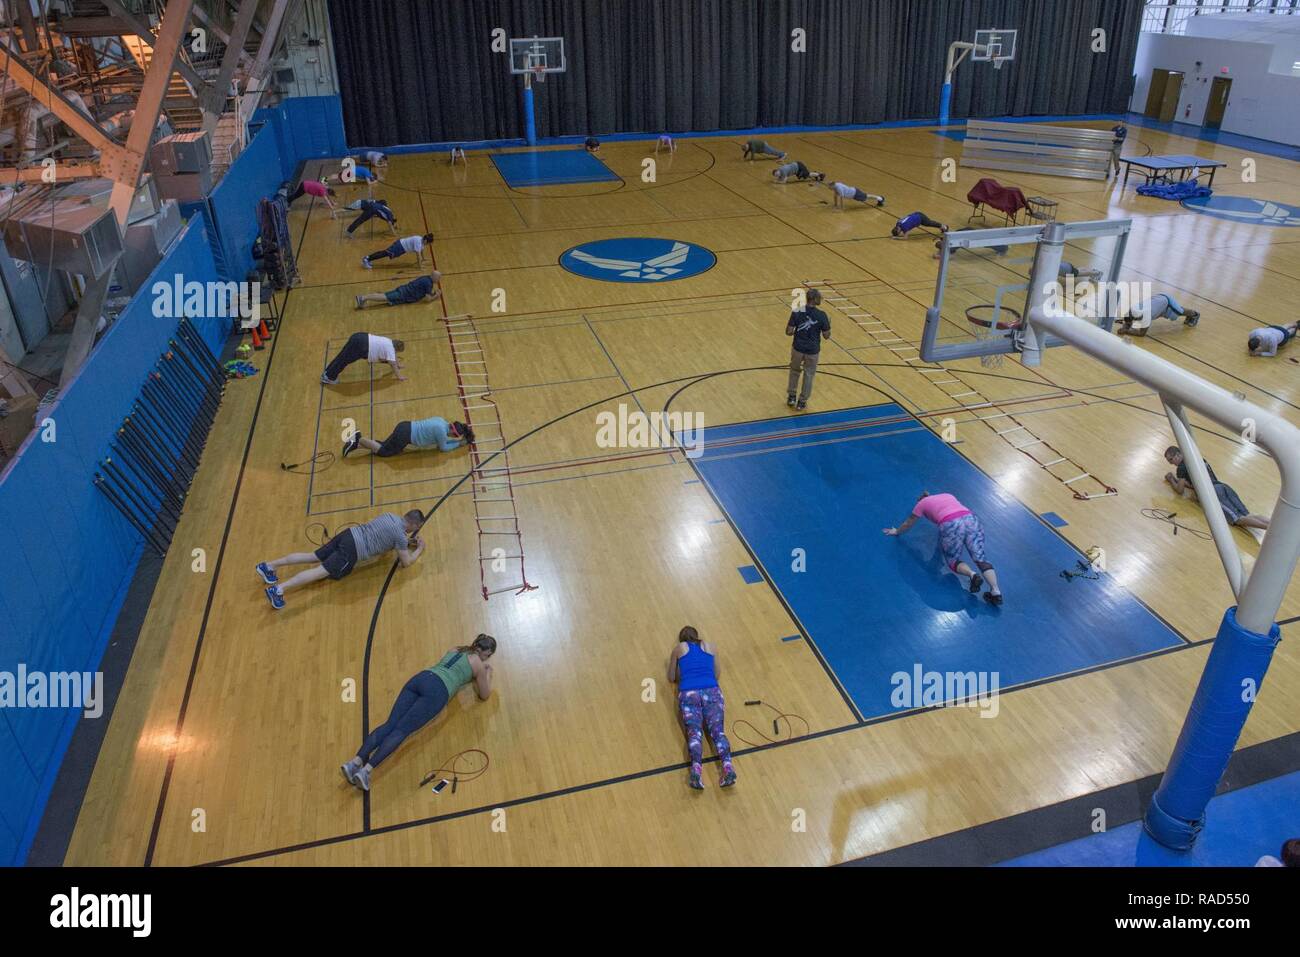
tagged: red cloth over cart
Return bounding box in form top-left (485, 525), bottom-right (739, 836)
top-left (967, 177), bottom-right (1029, 223)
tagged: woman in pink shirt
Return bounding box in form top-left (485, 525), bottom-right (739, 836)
top-left (287, 178), bottom-right (336, 209)
top-left (883, 491), bottom-right (1003, 605)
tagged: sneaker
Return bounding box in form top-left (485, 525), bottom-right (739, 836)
top-left (265, 585), bottom-right (285, 610)
top-left (340, 758), bottom-right (362, 786)
top-left (876, 196), bottom-right (886, 207)
top-left (1183, 310), bottom-right (1200, 327)
top-left (968, 573), bottom-right (983, 594)
top-left (320, 372), bottom-right (338, 385)
top-left (354, 765), bottom-right (372, 792)
top-left (354, 295), bottom-right (364, 310)
top-left (720, 768), bottom-right (737, 788)
top-left (360, 256), bottom-right (372, 270)
top-left (342, 431), bottom-right (362, 458)
top-left (787, 393), bottom-right (797, 407)
top-left (796, 398), bottom-right (807, 411)
top-left (256, 562), bottom-right (278, 584)
top-left (688, 769), bottom-right (704, 790)
top-left (983, 591), bottom-right (1003, 607)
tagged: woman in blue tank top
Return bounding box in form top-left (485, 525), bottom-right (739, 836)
top-left (341, 634), bottom-right (496, 792)
top-left (667, 626), bottom-right (736, 790)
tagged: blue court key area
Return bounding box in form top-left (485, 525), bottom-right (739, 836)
top-left (489, 148), bottom-right (619, 187)
top-left (1001, 770), bottom-right (1300, 867)
top-left (691, 404), bottom-right (1182, 719)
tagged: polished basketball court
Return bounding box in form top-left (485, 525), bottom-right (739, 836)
top-left (64, 121), bottom-right (1300, 867)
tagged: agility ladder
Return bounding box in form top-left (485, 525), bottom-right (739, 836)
top-left (803, 279), bottom-right (1117, 501)
top-left (442, 314), bottom-right (538, 599)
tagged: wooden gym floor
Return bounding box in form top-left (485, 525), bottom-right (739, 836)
top-left (66, 121), bottom-right (1300, 866)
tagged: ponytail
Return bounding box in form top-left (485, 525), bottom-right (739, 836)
top-left (457, 633), bottom-right (497, 657)
top-left (678, 626), bottom-right (700, 644)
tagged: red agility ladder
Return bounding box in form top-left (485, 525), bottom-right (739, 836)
top-left (442, 314), bottom-right (538, 599)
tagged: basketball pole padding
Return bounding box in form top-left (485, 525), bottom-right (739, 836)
top-left (1143, 609), bottom-right (1281, 849)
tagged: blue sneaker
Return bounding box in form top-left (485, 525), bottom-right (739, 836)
top-left (256, 562), bottom-right (278, 584)
top-left (265, 585), bottom-right (285, 610)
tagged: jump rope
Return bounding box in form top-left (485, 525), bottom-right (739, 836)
top-left (418, 748), bottom-right (490, 793)
top-left (731, 699), bottom-right (810, 748)
top-left (281, 450), bottom-right (335, 474)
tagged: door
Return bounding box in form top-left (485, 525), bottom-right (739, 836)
top-left (1144, 69), bottom-right (1170, 118)
top-left (1204, 76), bottom-right (1231, 129)
top-left (1158, 71), bottom-right (1183, 123)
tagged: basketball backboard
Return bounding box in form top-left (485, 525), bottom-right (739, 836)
top-left (509, 37), bottom-right (566, 75)
top-left (973, 28), bottom-right (1017, 68)
top-left (918, 218), bottom-right (1133, 366)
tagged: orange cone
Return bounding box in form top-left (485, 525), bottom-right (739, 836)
top-left (250, 324), bottom-right (264, 350)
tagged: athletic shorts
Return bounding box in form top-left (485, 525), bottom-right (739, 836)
top-left (385, 239), bottom-right (406, 258)
top-left (853, 188), bottom-right (868, 203)
top-left (315, 530), bottom-right (358, 580)
top-left (938, 513), bottom-right (988, 572)
top-left (1213, 483), bottom-right (1249, 525)
top-left (375, 420), bottom-right (412, 458)
top-left (384, 290), bottom-right (403, 305)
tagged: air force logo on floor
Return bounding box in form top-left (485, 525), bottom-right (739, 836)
top-left (560, 237), bottom-right (717, 282)
top-left (1180, 195), bottom-right (1300, 227)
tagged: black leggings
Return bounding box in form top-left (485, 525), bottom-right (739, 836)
top-left (324, 332), bottom-right (368, 380)
top-left (348, 207), bottom-right (390, 234)
top-left (914, 213), bottom-right (944, 229)
top-left (375, 420), bottom-right (412, 457)
top-left (288, 183), bottom-right (309, 204)
top-left (357, 672), bottom-right (450, 768)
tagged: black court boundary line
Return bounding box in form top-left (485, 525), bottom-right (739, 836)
top-left (846, 729), bottom-right (1300, 867)
top-left (140, 193), bottom-right (317, 867)
top-left (195, 631), bottom-right (1221, 867)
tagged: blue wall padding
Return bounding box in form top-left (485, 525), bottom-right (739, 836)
top-left (0, 95), bottom-right (361, 864)
top-left (254, 96), bottom-right (347, 171)
top-left (0, 221), bottom-right (220, 864)
top-left (1144, 607), bottom-right (1281, 849)
top-left (206, 121), bottom-right (288, 281)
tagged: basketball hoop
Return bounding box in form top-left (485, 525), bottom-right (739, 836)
top-left (966, 304), bottom-right (1023, 368)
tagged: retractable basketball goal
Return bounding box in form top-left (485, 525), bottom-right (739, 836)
top-left (509, 36), bottom-right (565, 146)
top-left (921, 220), bottom-right (1300, 849)
top-left (939, 28), bottom-right (1016, 126)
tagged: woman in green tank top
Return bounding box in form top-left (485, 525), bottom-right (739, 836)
top-left (342, 634), bottom-right (497, 792)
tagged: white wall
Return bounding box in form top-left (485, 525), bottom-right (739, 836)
top-left (1130, 32), bottom-right (1300, 145)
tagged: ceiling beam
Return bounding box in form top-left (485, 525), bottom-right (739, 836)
top-left (99, 0), bottom-right (212, 101)
top-left (0, 38), bottom-right (131, 170)
top-left (201, 0), bottom-right (260, 130)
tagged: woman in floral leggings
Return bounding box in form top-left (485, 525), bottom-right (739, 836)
top-left (883, 491), bottom-right (1004, 605)
top-left (667, 626), bottom-right (736, 790)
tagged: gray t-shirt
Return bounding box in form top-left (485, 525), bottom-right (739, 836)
top-left (350, 513), bottom-right (408, 561)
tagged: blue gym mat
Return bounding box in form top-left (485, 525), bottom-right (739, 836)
top-left (690, 404), bottom-right (1183, 719)
top-left (1000, 770), bottom-right (1300, 867)
top-left (489, 148), bottom-right (619, 187)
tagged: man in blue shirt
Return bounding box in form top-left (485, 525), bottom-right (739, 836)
top-left (343, 415), bottom-right (475, 459)
top-left (1109, 124), bottom-right (1128, 177)
top-left (355, 270), bottom-right (442, 308)
top-left (786, 288), bottom-right (831, 410)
